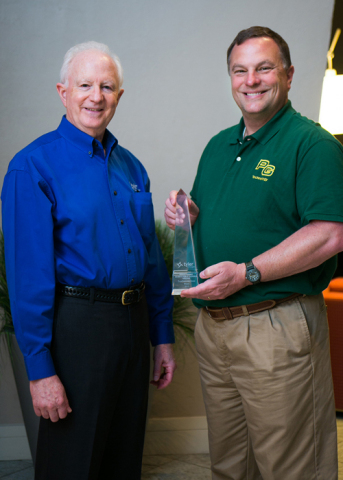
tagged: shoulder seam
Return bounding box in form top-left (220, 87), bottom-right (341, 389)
top-left (14, 131), bottom-right (63, 157)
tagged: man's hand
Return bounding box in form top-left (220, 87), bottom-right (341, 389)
top-left (30, 375), bottom-right (72, 422)
top-left (150, 343), bottom-right (176, 390)
top-left (180, 261), bottom-right (249, 300)
top-left (164, 190), bottom-right (199, 231)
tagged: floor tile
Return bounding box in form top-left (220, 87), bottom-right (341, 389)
top-left (142, 456), bottom-right (175, 474)
top-left (142, 475), bottom-right (211, 480)
top-left (0, 461), bottom-right (33, 478)
top-left (169, 454), bottom-right (211, 469)
top-left (142, 456), bottom-right (175, 467)
top-left (0, 467), bottom-right (34, 480)
top-left (145, 459), bottom-right (211, 476)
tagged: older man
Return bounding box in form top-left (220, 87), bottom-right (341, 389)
top-left (165, 27), bottom-right (343, 479)
top-left (2, 41), bottom-right (175, 480)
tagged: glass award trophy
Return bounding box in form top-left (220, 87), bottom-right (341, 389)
top-left (172, 189), bottom-right (199, 295)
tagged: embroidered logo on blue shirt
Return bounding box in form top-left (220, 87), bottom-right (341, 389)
top-left (130, 183), bottom-right (141, 192)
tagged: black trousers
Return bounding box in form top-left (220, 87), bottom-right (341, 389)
top-left (35, 293), bottom-right (150, 480)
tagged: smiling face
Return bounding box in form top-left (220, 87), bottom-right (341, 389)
top-left (229, 37), bottom-right (294, 133)
top-left (56, 49), bottom-right (124, 142)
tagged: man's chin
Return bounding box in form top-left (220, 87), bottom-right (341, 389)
top-left (79, 120), bottom-right (106, 136)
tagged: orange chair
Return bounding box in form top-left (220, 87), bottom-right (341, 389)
top-left (323, 277), bottom-right (343, 411)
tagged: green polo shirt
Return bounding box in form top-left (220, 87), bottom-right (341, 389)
top-left (190, 101), bottom-right (343, 308)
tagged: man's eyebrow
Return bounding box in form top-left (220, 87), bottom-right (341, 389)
top-left (76, 78), bottom-right (92, 84)
top-left (75, 78), bottom-right (115, 86)
top-left (230, 63), bottom-right (246, 70)
top-left (231, 60), bottom-right (276, 70)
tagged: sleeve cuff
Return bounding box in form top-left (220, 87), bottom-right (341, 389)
top-left (24, 349), bottom-right (56, 381)
top-left (150, 320), bottom-right (175, 347)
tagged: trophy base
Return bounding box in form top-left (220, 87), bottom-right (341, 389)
top-left (172, 271), bottom-right (198, 296)
top-left (172, 288), bottom-right (184, 295)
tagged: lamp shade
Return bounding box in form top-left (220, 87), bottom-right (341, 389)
top-left (319, 69), bottom-right (343, 135)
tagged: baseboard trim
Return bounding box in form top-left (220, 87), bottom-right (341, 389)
top-left (0, 424), bottom-right (31, 460)
top-left (1, 417), bottom-right (209, 459)
top-left (144, 416), bottom-right (209, 455)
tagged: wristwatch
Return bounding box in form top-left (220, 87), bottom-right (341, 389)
top-left (245, 261), bottom-right (261, 284)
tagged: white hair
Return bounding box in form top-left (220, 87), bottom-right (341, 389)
top-left (60, 41), bottom-right (124, 87)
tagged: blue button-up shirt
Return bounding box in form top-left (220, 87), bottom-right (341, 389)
top-left (1, 116), bottom-right (174, 381)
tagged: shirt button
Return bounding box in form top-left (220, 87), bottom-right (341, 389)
top-left (128, 249), bottom-right (132, 253)
top-left (114, 191), bottom-right (117, 195)
top-left (247, 138), bottom-right (251, 141)
top-left (88, 151), bottom-right (92, 156)
top-left (131, 279), bottom-right (135, 283)
top-left (120, 219), bottom-right (124, 224)
top-left (236, 157), bottom-right (241, 162)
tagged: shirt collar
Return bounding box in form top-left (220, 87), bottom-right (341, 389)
top-left (230, 101), bottom-right (295, 145)
top-left (229, 119), bottom-right (245, 145)
top-left (57, 115), bottom-right (118, 155)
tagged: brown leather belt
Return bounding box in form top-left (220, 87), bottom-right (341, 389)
top-left (205, 293), bottom-right (302, 321)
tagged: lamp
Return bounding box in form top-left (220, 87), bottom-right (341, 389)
top-left (318, 28), bottom-right (343, 135)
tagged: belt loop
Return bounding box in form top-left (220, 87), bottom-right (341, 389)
top-left (89, 287), bottom-right (95, 305)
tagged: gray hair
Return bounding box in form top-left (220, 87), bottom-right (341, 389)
top-left (60, 41), bottom-right (124, 87)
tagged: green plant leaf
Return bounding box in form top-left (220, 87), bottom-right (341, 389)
top-left (0, 230), bottom-right (13, 362)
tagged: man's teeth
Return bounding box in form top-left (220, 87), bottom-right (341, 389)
top-left (246, 92), bottom-right (263, 97)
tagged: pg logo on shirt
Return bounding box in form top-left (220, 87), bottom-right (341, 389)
top-left (255, 159), bottom-right (275, 177)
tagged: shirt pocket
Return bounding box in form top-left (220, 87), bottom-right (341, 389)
top-left (129, 192), bottom-right (155, 245)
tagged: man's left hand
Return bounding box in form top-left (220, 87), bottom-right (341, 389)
top-left (150, 343), bottom-right (176, 390)
top-left (180, 261), bottom-right (249, 300)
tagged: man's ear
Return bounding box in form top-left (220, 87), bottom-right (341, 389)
top-left (287, 65), bottom-right (295, 91)
top-left (56, 83), bottom-right (67, 107)
top-left (117, 88), bottom-right (124, 104)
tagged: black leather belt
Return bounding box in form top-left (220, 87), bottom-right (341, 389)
top-left (57, 282), bottom-right (145, 305)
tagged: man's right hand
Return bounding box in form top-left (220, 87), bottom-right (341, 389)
top-left (30, 375), bottom-right (72, 422)
top-left (164, 190), bottom-right (199, 231)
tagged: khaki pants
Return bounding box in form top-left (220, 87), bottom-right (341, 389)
top-left (195, 294), bottom-right (337, 480)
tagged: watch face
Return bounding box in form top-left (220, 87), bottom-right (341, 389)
top-left (246, 262), bottom-right (261, 283)
top-left (248, 271), bottom-right (260, 282)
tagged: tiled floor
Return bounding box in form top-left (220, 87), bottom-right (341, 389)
top-left (1, 418), bottom-right (343, 479)
top-left (142, 454), bottom-right (211, 479)
top-left (0, 460), bottom-right (33, 479)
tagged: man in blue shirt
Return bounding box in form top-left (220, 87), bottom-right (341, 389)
top-left (2, 41), bottom-right (175, 480)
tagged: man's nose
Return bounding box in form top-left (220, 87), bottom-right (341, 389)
top-left (90, 86), bottom-right (103, 102)
top-left (245, 71), bottom-right (261, 86)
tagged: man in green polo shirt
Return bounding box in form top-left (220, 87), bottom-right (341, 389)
top-left (165, 26), bottom-right (343, 480)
